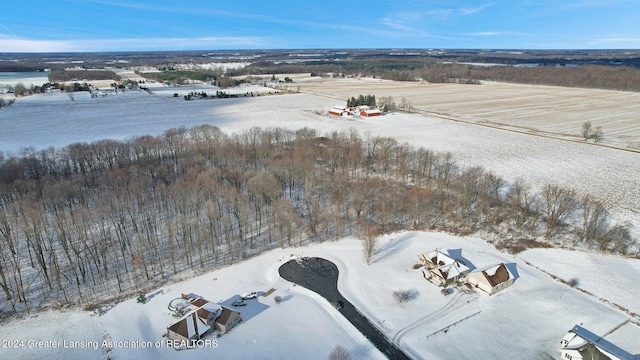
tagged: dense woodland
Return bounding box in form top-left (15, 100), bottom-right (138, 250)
top-left (236, 60), bottom-right (640, 92)
top-left (0, 126), bottom-right (634, 316)
top-left (47, 70), bottom-right (120, 82)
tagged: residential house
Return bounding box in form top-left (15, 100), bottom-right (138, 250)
top-left (560, 325), bottom-right (639, 360)
top-left (467, 263), bottom-right (515, 295)
top-left (167, 297), bottom-right (242, 345)
top-left (418, 249), bottom-right (470, 286)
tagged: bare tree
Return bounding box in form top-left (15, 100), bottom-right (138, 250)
top-left (362, 233), bottom-right (378, 265)
top-left (580, 196), bottom-right (609, 245)
top-left (542, 184), bottom-right (578, 239)
top-left (592, 126), bottom-right (604, 143)
top-left (328, 345), bottom-right (351, 360)
top-left (581, 121), bottom-right (592, 140)
top-left (393, 289), bottom-right (417, 303)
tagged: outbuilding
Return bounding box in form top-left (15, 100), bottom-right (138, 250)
top-left (329, 106), bottom-right (349, 116)
top-left (360, 108), bottom-right (382, 117)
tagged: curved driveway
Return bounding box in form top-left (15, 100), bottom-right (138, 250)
top-left (279, 257), bottom-right (410, 360)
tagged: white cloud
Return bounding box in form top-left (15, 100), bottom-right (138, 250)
top-left (468, 31), bottom-right (523, 36)
top-left (460, 3), bottom-right (494, 15)
top-left (381, 18), bottom-right (416, 32)
top-left (420, 3), bottom-right (493, 18)
top-left (590, 37), bottom-right (640, 46)
top-left (0, 36), bottom-right (272, 52)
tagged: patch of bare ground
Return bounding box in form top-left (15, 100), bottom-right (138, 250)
top-left (496, 238), bottom-right (554, 255)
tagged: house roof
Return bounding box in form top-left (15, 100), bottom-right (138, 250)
top-left (168, 311), bottom-right (211, 339)
top-left (436, 261), bottom-right (469, 280)
top-left (216, 306), bottom-right (240, 326)
top-left (426, 249), bottom-right (455, 267)
top-left (190, 298), bottom-right (209, 308)
top-left (564, 325), bottom-right (638, 360)
top-left (196, 303), bottom-right (221, 321)
top-left (479, 263), bottom-right (513, 287)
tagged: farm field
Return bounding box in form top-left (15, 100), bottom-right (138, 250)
top-left (0, 231), bottom-right (638, 360)
top-left (1, 79), bottom-right (640, 359)
top-left (1, 85), bottom-right (638, 234)
top-left (292, 75), bottom-right (640, 151)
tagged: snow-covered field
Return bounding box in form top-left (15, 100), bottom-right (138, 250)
top-left (294, 76), bottom-right (640, 151)
top-left (1, 80), bottom-right (639, 359)
top-left (1, 232), bottom-right (638, 360)
top-left (1, 87), bottom-right (637, 232)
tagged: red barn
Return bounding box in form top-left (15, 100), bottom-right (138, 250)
top-left (329, 106), bottom-right (348, 116)
top-left (360, 108), bottom-right (382, 117)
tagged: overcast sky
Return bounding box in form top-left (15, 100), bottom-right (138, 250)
top-left (1, 0), bottom-right (639, 52)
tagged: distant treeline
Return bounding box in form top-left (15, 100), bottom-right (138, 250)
top-left (140, 70), bottom-right (248, 88)
top-left (48, 70), bottom-right (120, 82)
top-left (232, 59), bottom-right (640, 92)
top-left (0, 126), bottom-right (634, 316)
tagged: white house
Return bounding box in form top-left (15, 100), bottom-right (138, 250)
top-left (560, 325), bottom-right (639, 360)
top-left (467, 263), bottom-right (515, 295)
top-left (418, 249), bottom-right (470, 286)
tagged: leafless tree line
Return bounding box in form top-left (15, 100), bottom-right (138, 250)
top-left (0, 125), bottom-right (634, 316)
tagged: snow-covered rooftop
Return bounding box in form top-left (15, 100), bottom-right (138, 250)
top-left (564, 324), bottom-right (639, 360)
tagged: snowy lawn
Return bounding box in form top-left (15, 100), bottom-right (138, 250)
top-left (519, 248), bottom-right (640, 315)
top-left (0, 231), bottom-right (635, 360)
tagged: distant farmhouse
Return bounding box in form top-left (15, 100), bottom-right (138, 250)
top-left (560, 324), bottom-right (640, 360)
top-left (418, 249), bottom-right (470, 286)
top-left (467, 263), bottom-right (515, 295)
top-left (167, 295), bottom-right (242, 346)
top-left (328, 105), bottom-right (382, 117)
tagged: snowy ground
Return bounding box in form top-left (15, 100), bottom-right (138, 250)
top-left (1, 231), bottom-right (638, 360)
top-left (1, 88), bottom-right (637, 233)
top-left (295, 77), bottom-right (640, 151)
top-left (519, 248), bottom-right (640, 315)
top-left (1, 80), bottom-right (639, 358)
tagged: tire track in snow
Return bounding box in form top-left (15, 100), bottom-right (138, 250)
top-left (392, 291), bottom-right (477, 346)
